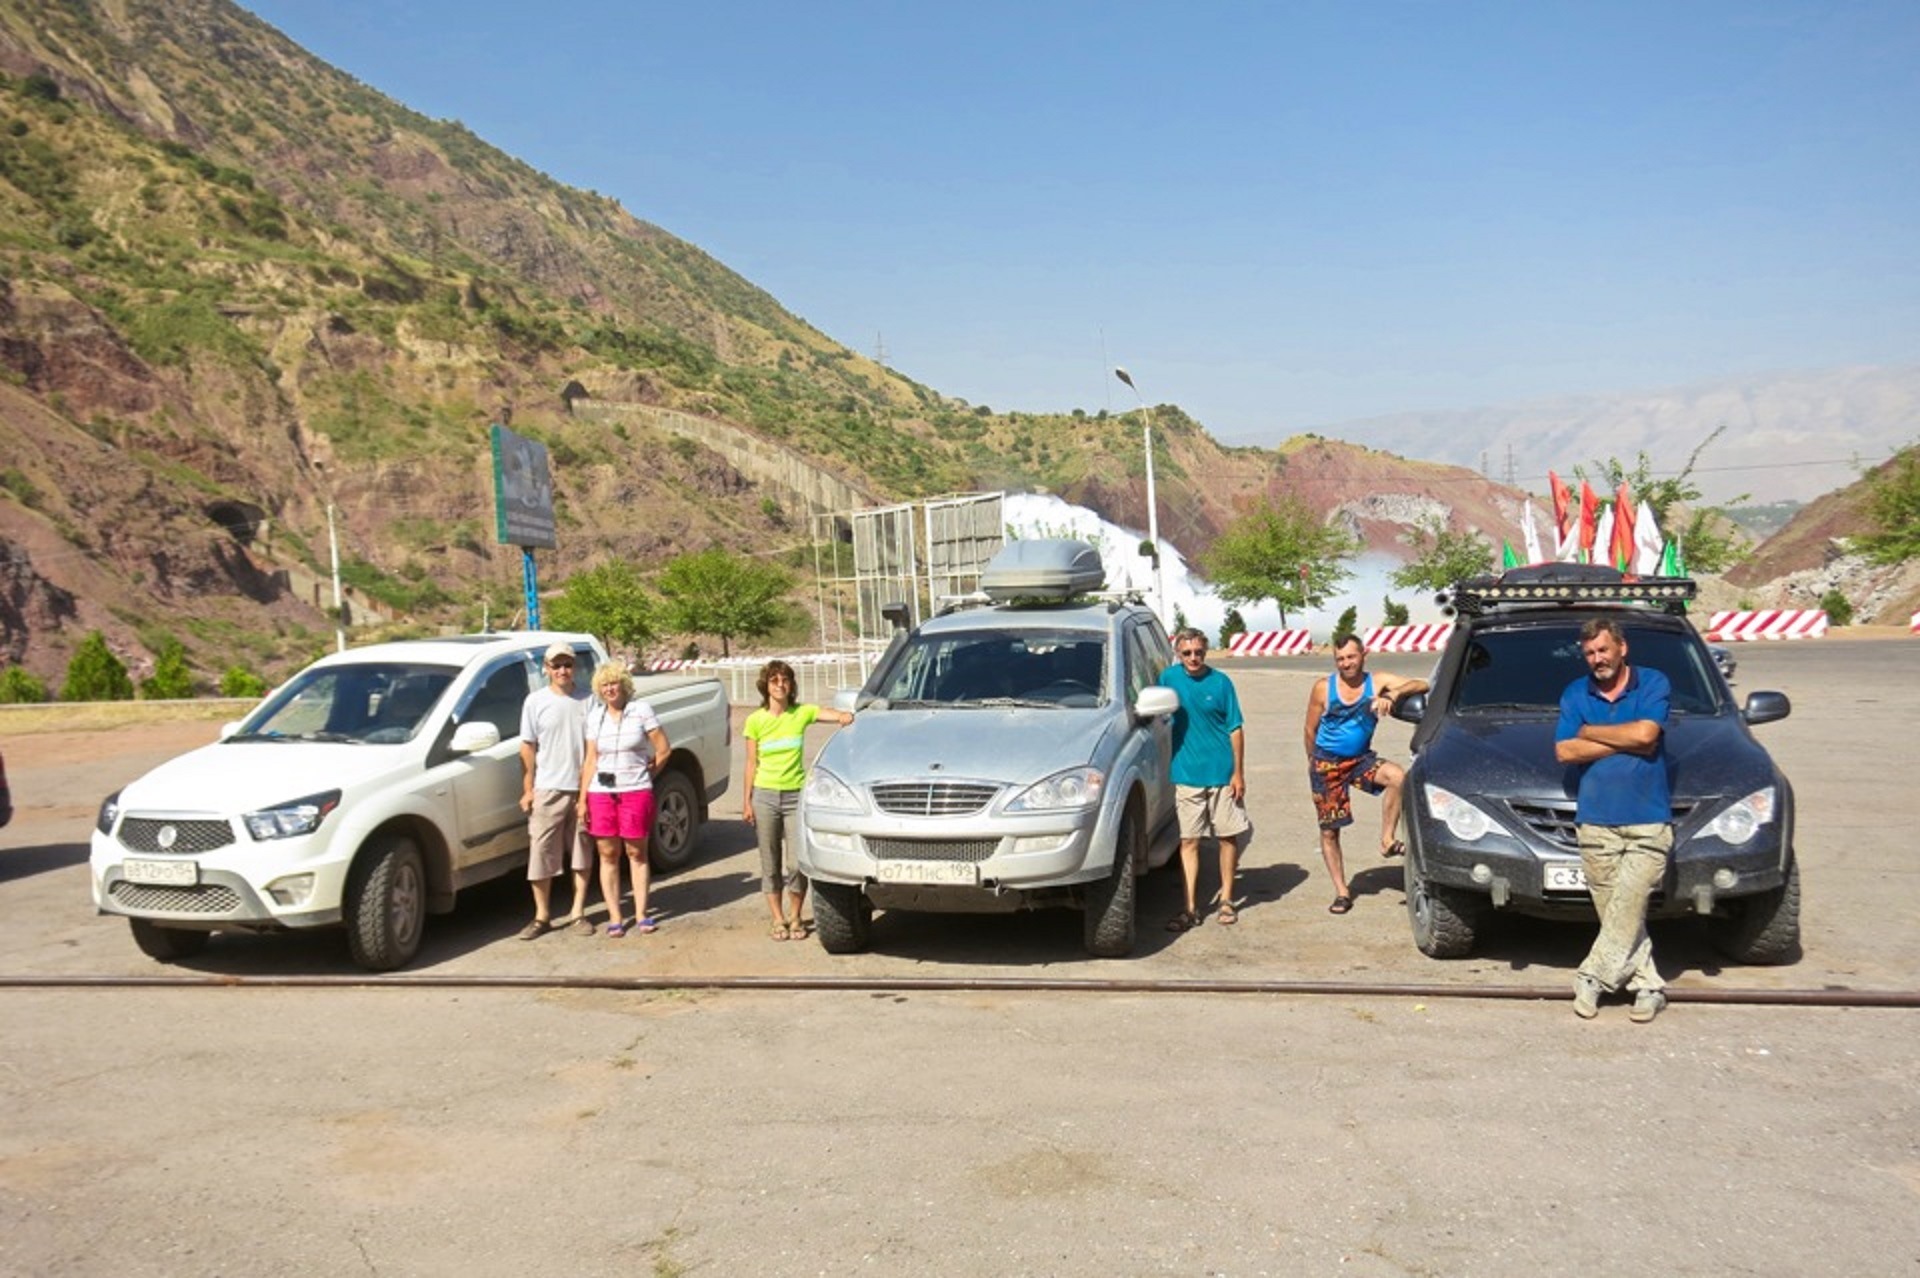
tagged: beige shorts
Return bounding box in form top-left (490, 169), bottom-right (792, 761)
top-left (527, 790), bottom-right (594, 879)
top-left (1174, 784), bottom-right (1253, 842)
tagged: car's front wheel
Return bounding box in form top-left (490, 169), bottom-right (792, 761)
top-left (1083, 807), bottom-right (1139, 958)
top-left (346, 834), bottom-right (426, 972)
top-left (1405, 848), bottom-right (1486, 958)
top-left (129, 918), bottom-right (210, 962)
top-left (1708, 854), bottom-right (1800, 965)
top-left (648, 768), bottom-right (701, 872)
top-left (812, 880), bottom-right (873, 954)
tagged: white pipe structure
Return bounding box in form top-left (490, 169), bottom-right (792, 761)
top-left (1112, 367), bottom-right (1167, 621)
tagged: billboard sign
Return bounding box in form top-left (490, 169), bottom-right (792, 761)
top-left (490, 424), bottom-right (557, 549)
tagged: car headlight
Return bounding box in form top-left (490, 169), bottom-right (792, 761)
top-left (243, 790), bottom-right (341, 841)
top-left (802, 769), bottom-right (864, 815)
top-left (1702, 787), bottom-right (1775, 845)
top-left (1424, 784), bottom-right (1495, 842)
top-left (1005, 767), bottom-right (1105, 813)
top-left (97, 790), bottom-right (122, 835)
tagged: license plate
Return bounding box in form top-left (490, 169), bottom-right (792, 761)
top-left (122, 858), bottom-right (199, 887)
top-left (1543, 861), bottom-right (1588, 892)
top-left (877, 861), bottom-right (979, 886)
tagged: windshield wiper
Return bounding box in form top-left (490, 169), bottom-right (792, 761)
top-left (1459, 701), bottom-right (1550, 713)
top-left (299, 731), bottom-right (362, 743)
top-left (956, 697), bottom-right (1057, 709)
top-left (225, 730), bottom-right (286, 742)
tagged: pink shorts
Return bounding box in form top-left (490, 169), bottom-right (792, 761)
top-left (585, 789), bottom-right (656, 844)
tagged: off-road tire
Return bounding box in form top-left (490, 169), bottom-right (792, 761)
top-left (1083, 808), bottom-right (1140, 958)
top-left (345, 834), bottom-right (426, 972)
top-left (129, 917), bottom-right (210, 962)
top-left (1406, 849), bottom-right (1486, 959)
top-left (648, 768), bottom-right (701, 872)
top-left (811, 879), bottom-right (872, 954)
top-left (1708, 854), bottom-right (1801, 965)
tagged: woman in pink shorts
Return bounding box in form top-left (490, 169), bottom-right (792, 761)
top-left (576, 663), bottom-right (670, 937)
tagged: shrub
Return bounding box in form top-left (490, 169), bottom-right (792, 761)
top-left (0, 665), bottom-right (48, 703)
top-left (1218, 606), bottom-right (1247, 648)
top-left (1334, 606), bottom-right (1358, 640)
top-left (1382, 596), bottom-right (1410, 626)
top-left (140, 638), bottom-right (195, 699)
top-left (1819, 589), bottom-right (1853, 627)
top-left (219, 664), bottom-right (269, 697)
top-left (60, 631), bottom-right (133, 701)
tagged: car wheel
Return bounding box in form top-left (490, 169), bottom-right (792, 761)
top-left (346, 834), bottom-right (426, 972)
top-left (129, 918), bottom-right (210, 962)
top-left (1405, 848), bottom-right (1485, 959)
top-left (1083, 806), bottom-right (1139, 958)
top-left (811, 880), bottom-right (872, 954)
top-left (648, 768), bottom-right (701, 872)
top-left (1708, 854), bottom-right (1800, 965)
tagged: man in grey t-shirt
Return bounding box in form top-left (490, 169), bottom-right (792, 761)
top-left (516, 642), bottom-right (595, 938)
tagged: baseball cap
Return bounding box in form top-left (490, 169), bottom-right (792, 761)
top-left (544, 642), bottom-right (576, 665)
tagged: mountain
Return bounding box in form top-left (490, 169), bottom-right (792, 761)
top-left (0, 0), bottom-right (1562, 687)
top-left (1228, 365), bottom-right (1920, 507)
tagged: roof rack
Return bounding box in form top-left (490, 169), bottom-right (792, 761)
top-left (1440, 566), bottom-right (1697, 618)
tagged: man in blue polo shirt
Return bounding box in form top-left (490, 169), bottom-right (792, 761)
top-left (1555, 618), bottom-right (1672, 1023)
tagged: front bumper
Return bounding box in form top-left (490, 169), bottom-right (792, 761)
top-left (89, 818), bottom-right (352, 930)
top-left (798, 805), bottom-right (1109, 906)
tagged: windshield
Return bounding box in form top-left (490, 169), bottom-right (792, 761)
top-left (1450, 625), bottom-right (1723, 716)
top-left (870, 628), bottom-right (1108, 708)
top-left (234, 663), bottom-right (459, 744)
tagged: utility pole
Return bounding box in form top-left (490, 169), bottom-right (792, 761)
top-left (1503, 443), bottom-right (1516, 487)
top-left (874, 332), bottom-right (889, 368)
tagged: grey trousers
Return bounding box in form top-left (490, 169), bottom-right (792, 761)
top-left (1576, 822), bottom-right (1673, 993)
top-left (751, 787), bottom-right (803, 894)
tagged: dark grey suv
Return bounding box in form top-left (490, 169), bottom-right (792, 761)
top-left (1392, 566), bottom-right (1799, 964)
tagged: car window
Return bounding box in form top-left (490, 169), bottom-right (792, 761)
top-left (873, 627), bottom-right (1107, 707)
top-left (1124, 623), bottom-right (1163, 701)
top-left (236, 663), bottom-right (458, 743)
top-left (457, 660), bottom-right (540, 741)
top-left (1450, 625), bottom-right (1721, 715)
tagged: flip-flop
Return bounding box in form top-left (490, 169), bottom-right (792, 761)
top-left (606, 921), bottom-right (630, 938)
top-left (1165, 910), bottom-right (1200, 933)
top-left (635, 917), bottom-right (659, 934)
top-left (1382, 841), bottom-right (1406, 858)
top-left (1328, 895), bottom-right (1354, 915)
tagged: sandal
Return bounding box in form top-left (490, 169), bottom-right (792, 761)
top-left (517, 919), bottom-right (551, 941)
top-left (1165, 910), bottom-right (1200, 933)
top-left (1217, 902), bottom-right (1238, 926)
top-left (570, 916), bottom-right (596, 937)
top-left (1382, 840), bottom-right (1406, 858)
top-left (606, 920), bottom-right (630, 938)
top-left (769, 922), bottom-right (791, 941)
top-left (634, 917), bottom-right (659, 934)
top-left (1328, 895), bottom-right (1354, 915)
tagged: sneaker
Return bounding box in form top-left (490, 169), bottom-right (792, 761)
top-left (1572, 974), bottom-right (1602, 1020)
top-left (1630, 990), bottom-right (1668, 1024)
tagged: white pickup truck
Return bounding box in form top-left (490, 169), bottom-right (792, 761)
top-left (89, 631), bottom-right (731, 970)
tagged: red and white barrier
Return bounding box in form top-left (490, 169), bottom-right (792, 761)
top-left (1910, 612), bottom-right (1919, 635)
top-left (1227, 629), bottom-right (1315, 657)
top-left (644, 658), bottom-right (698, 671)
top-left (1703, 610), bottom-right (1828, 642)
top-left (1361, 624), bottom-right (1454, 653)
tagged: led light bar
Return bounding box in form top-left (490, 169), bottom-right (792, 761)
top-left (1443, 577), bottom-right (1698, 617)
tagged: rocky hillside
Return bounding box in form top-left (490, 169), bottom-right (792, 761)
top-left (0, 0), bottom-right (1549, 687)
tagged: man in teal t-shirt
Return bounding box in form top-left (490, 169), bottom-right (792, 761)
top-left (1157, 628), bottom-right (1251, 931)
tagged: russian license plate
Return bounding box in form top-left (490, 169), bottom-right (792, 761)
top-left (877, 861), bottom-right (979, 886)
top-left (1543, 861), bottom-right (1589, 892)
top-left (122, 858), bottom-right (199, 887)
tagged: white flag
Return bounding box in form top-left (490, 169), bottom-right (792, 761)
top-left (1633, 501), bottom-right (1663, 575)
top-left (1591, 505), bottom-right (1614, 567)
top-left (1522, 499), bottom-right (1543, 565)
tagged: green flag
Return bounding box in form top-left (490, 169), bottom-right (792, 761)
top-left (1659, 541), bottom-right (1679, 577)
top-left (1501, 540), bottom-right (1519, 569)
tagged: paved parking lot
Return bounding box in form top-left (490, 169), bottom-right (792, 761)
top-left (3, 640), bottom-right (1917, 1274)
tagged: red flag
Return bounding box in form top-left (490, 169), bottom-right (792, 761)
top-left (1610, 482), bottom-right (1636, 571)
top-left (1577, 482), bottom-right (1599, 558)
top-left (1549, 471), bottom-right (1572, 539)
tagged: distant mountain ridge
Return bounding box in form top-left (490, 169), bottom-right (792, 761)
top-left (1233, 364), bottom-right (1920, 506)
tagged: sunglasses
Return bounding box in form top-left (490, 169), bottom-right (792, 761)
top-left (548, 660), bottom-right (575, 669)
top-left (1177, 647), bottom-right (1206, 657)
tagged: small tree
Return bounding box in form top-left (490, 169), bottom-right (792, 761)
top-left (545, 560), bottom-right (656, 656)
top-left (1392, 518), bottom-right (1494, 593)
top-left (141, 637), bottom-right (195, 700)
top-left (1201, 497), bottom-right (1358, 627)
top-left (1382, 596), bottom-right (1410, 626)
top-left (1819, 589), bottom-right (1854, 627)
top-left (219, 664), bottom-right (269, 698)
top-left (657, 547), bottom-right (795, 658)
top-left (1218, 607), bottom-right (1247, 648)
top-left (0, 665), bottom-right (48, 703)
top-left (60, 631), bottom-right (133, 702)
top-left (1859, 445), bottom-right (1920, 566)
top-left (1333, 606), bottom-right (1358, 642)
top-left (1171, 603), bottom-right (1190, 636)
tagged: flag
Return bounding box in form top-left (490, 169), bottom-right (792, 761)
top-left (1502, 540), bottom-right (1519, 569)
top-left (1521, 498), bottom-right (1544, 565)
top-left (1577, 482), bottom-right (1599, 560)
top-left (1592, 504), bottom-right (1614, 569)
top-left (1610, 482), bottom-right (1636, 573)
top-left (1658, 540), bottom-right (1680, 577)
top-left (1632, 501), bottom-right (1663, 575)
top-left (1549, 471), bottom-right (1572, 541)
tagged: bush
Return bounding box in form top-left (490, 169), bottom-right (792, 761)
top-left (1218, 607), bottom-right (1247, 648)
top-left (140, 638), bottom-right (195, 699)
top-left (1334, 606), bottom-right (1358, 641)
top-left (0, 665), bottom-right (48, 703)
top-left (60, 631), bottom-right (133, 702)
top-left (1382, 596), bottom-right (1410, 626)
top-left (1819, 589), bottom-right (1853, 627)
top-left (219, 664), bottom-right (269, 697)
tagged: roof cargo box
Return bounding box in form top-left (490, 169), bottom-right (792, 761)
top-left (980, 538), bottom-right (1106, 602)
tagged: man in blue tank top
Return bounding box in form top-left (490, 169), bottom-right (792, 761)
top-left (1555, 618), bottom-right (1673, 1023)
top-left (1304, 634), bottom-right (1427, 915)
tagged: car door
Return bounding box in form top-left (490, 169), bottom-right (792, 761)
top-left (444, 652), bottom-right (541, 878)
top-left (1124, 620), bottom-right (1175, 835)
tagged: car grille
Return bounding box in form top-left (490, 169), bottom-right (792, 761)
top-left (869, 781), bottom-right (1000, 817)
top-left (866, 837), bottom-right (1000, 863)
top-left (1509, 801), bottom-right (1698, 851)
top-left (108, 882), bottom-right (244, 915)
top-left (118, 817), bottom-right (235, 854)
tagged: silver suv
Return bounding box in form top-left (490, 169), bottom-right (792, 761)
top-left (797, 540), bottom-right (1181, 957)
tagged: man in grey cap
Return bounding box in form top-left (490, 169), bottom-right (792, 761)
top-left (516, 641), bottom-right (596, 938)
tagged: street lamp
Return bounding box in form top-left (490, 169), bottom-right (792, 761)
top-left (1113, 366), bottom-right (1166, 620)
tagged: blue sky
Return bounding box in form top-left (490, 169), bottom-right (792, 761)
top-left (239, 1), bottom-right (1919, 442)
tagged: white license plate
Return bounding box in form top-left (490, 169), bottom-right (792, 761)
top-left (1543, 862), bottom-right (1589, 892)
top-left (877, 861), bottom-right (979, 886)
top-left (122, 858), bottom-right (199, 887)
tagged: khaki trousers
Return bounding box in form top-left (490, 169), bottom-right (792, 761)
top-left (1576, 822), bottom-right (1672, 993)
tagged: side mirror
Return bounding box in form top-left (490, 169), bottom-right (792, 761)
top-left (881, 601), bottom-right (912, 632)
top-left (1134, 686), bottom-right (1180, 720)
top-left (1392, 692), bottom-right (1428, 724)
top-left (1742, 690), bottom-right (1791, 726)
top-left (451, 721), bottom-right (502, 753)
top-left (832, 688), bottom-right (860, 715)
top-left (218, 721), bottom-right (244, 741)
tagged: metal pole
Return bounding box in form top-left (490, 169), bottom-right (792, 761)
top-left (326, 503), bottom-right (345, 653)
top-left (1114, 368), bottom-right (1167, 620)
top-left (522, 549), bottom-right (541, 630)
